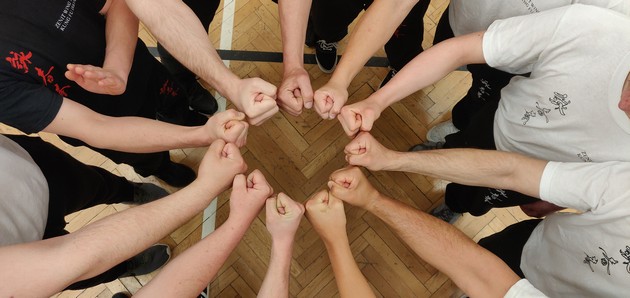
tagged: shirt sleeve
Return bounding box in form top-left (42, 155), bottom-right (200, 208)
top-left (539, 161), bottom-right (630, 214)
top-left (482, 6), bottom-right (570, 74)
top-left (504, 279), bottom-right (548, 298)
top-left (0, 80), bottom-right (63, 134)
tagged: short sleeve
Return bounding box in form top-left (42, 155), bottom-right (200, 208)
top-left (0, 80), bottom-right (63, 134)
top-left (504, 279), bottom-right (548, 298)
top-left (482, 6), bottom-right (570, 74)
top-left (539, 161), bottom-right (630, 213)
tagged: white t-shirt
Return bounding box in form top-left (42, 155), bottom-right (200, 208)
top-left (505, 279), bottom-right (548, 297)
top-left (448, 0), bottom-right (630, 36)
top-left (521, 160), bottom-right (630, 296)
top-left (483, 5), bottom-right (630, 163)
top-left (0, 135), bottom-right (48, 245)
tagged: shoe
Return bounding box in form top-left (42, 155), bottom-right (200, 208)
top-left (409, 141), bottom-right (445, 152)
top-left (430, 203), bottom-right (462, 224)
top-left (112, 293), bottom-right (130, 298)
top-left (379, 68), bottom-right (398, 89)
top-left (153, 161), bottom-right (197, 188)
top-left (315, 40), bottom-right (338, 73)
top-left (131, 182), bottom-right (169, 204)
top-left (426, 120), bottom-right (459, 143)
top-left (186, 80), bottom-right (218, 116)
top-left (120, 244), bottom-right (171, 278)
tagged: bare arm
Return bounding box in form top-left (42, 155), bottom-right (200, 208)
top-left (43, 98), bottom-right (249, 153)
top-left (0, 140), bottom-right (247, 297)
top-left (328, 167), bottom-right (521, 298)
top-left (124, 0), bottom-right (278, 125)
top-left (338, 32), bottom-right (486, 136)
top-left (136, 170), bottom-right (274, 297)
top-left (258, 194), bottom-right (304, 298)
top-left (345, 132), bottom-right (547, 198)
top-left (305, 191), bottom-right (375, 298)
top-left (276, 0), bottom-right (314, 116)
top-left (102, 0), bottom-right (138, 85)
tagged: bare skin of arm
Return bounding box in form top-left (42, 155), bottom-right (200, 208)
top-left (328, 167), bottom-right (522, 298)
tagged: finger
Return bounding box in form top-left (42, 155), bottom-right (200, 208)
top-left (256, 79), bottom-right (278, 98)
top-left (266, 196), bottom-right (279, 216)
top-left (248, 169), bottom-right (273, 194)
top-left (298, 79), bottom-right (314, 109)
top-left (249, 103), bottom-right (279, 126)
top-left (276, 192), bottom-right (291, 215)
top-left (232, 173), bottom-right (247, 191)
top-left (278, 89), bottom-right (302, 116)
top-left (313, 91), bottom-right (330, 118)
top-left (338, 108), bottom-right (361, 137)
top-left (329, 97), bottom-right (346, 120)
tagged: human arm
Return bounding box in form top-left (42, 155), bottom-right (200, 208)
top-left (305, 190), bottom-right (375, 298)
top-left (136, 170), bottom-right (274, 297)
top-left (43, 98), bottom-right (249, 152)
top-left (276, 0), bottom-right (314, 116)
top-left (124, 0), bottom-right (278, 125)
top-left (337, 32), bottom-right (486, 136)
top-left (344, 132), bottom-right (547, 198)
top-left (0, 140), bottom-right (247, 297)
top-left (64, 0), bottom-right (138, 95)
top-left (312, 0), bottom-right (419, 120)
top-left (258, 193), bottom-right (305, 298)
top-left (327, 167), bottom-right (522, 298)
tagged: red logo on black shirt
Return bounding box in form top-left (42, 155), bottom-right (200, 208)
top-left (5, 50), bottom-right (70, 97)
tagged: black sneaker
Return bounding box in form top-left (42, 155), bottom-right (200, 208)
top-left (120, 244), bottom-right (171, 278)
top-left (315, 40), bottom-right (338, 73)
top-left (112, 293), bottom-right (130, 298)
top-left (131, 182), bottom-right (169, 204)
top-left (153, 160), bottom-right (197, 188)
top-left (186, 80), bottom-right (218, 116)
top-left (408, 141), bottom-right (445, 152)
top-left (379, 68), bottom-right (398, 89)
top-left (430, 203), bottom-right (462, 224)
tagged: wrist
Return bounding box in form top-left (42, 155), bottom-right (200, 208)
top-left (329, 71), bottom-right (352, 90)
top-left (213, 73), bottom-right (241, 102)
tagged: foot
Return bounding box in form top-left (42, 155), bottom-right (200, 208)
top-left (409, 141), bottom-right (445, 152)
top-left (315, 40), bottom-right (338, 73)
top-left (112, 293), bottom-right (131, 298)
top-left (131, 182), bottom-right (169, 204)
top-left (186, 80), bottom-right (218, 116)
top-left (120, 244), bottom-right (171, 278)
top-left (379, 68), bottom-right (398, 89)
top-left (153, 161), bottom-right (197, 188)
top-left (426, 120), bottom-right (459, 143)
top-left (430, 203), bottom-right (462, 224)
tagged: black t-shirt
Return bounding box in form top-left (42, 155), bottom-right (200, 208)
top-left (0, 0), bottom-right (159, 134)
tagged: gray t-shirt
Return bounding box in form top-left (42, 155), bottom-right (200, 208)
top-left (0, 135), bottom-right (48, 245)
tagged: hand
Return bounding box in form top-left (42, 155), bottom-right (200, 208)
top-left (519, 200), bottom-right (565, 218)
top-left (228, 170), bottom-right (274, 224)
top-left (313, 80), bottom-right (349, 120)
top-left (277, 67), bottom-right (314, 116)
top-left (231, 78), bottom-right (279, 126)
top-left (65, 64), bottom-right (127, 95)
top-left (328, 167), bottom-right (381, 210)
top-left (197, 139), bottom-right (248, 192)
top-left (304, 190), bottom-right (347, 244)
top-left (205, 109), bottom-right (249, 147)
top-left (265, 193), bottom-right (305, 244)
top-left (338, 98), bottom-right (383, 137)
top-left (344, 132), bottom-right (397, 171)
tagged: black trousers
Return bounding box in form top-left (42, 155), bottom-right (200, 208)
top-left (5, 135), bottom-right (134, 289)
top-left (309, 0), bottom-right (430, 70)
top-left (478, 219), bottom-right (542, 278)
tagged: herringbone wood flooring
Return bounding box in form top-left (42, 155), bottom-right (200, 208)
top-left (1, 0), bottom-right (533, 296)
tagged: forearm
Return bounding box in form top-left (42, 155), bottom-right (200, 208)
top-left (0, 179), bottom-right (222, 297)
top-left (103, 0), bottom-right (138, 82)
top-left (366, 32), bottom-right (486, 111)
top-left (278, 0), bottom-right (312, 72)
top-left (258, 240), bottom-right (294, 298)
top-left (136, 218), bottom-right (250, 297)
top-left (324, 236), bottom-right (375, 298)
top-left (124, 0), bottom-right (241, 99)
top-left (329, 0), bottom-right (418, 88)
top-left (369, 196), bottom-right (519, 298)
top-left (387, 149), bottom-right (546, 198)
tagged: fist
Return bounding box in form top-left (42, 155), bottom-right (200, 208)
top-left (337, 100), bottom-right (382, 137)
top-left (277, 67), bottom-right (314, 116)
top-left (328, 167), bottom-right (380, 210)
top-left (197, 139), bottom-right (247, 191)
top-left (313, 81), bottom-right (348, 120)
top-left (344, 132), bottom-right (397, 171)
top-left (304, 190), bottom-right (347, 243)
top-left (265, 193), bottom-right (305, 244)
top-left (228, 170), bottom-right (274, 224)
top-left (206, 109), bottom-right (249, 147)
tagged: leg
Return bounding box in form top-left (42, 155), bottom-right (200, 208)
top-left (445, 184), bottom-right (541, 216)
top-left (383, 0), bottom-right (430, 71)
top-left (5, 135), bottom-right (133, 238)
top-left (433, 5), bottom-right (454, 45)
top-left (310, 0), bottom-right (366, 42)
top-left (478, 219), bottom-right (542, 278)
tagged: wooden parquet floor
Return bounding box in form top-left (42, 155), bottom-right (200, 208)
top-left (0, 0), bottom-right (533, 297)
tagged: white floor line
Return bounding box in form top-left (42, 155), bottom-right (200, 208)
top-left (202, 0), bottom-right (236, 239)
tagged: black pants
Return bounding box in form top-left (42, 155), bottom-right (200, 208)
top-left (5, 135), bottom-right (134, 289)
top-left (157, 0), bottom-right (222, 81)
top-left (309, 0), bottom-right (430, 70)
top-left (478, 219), bottom-right (542, 278)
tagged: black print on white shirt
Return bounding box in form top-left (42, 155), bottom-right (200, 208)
top-left (599, 247), bottom-right (619, 275)
top-left (620, 246), bottom-right (630, 274)
top-left (584, 253), bottom-right (598, 272)
top-left (521, 102), bottom-right (551, 125)
top-left (577, 152), bottom-right (592, 162)
top-left (549, 92), bottom-right (571, 116)
top-left (583, 245), bottom-right (629, 276)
